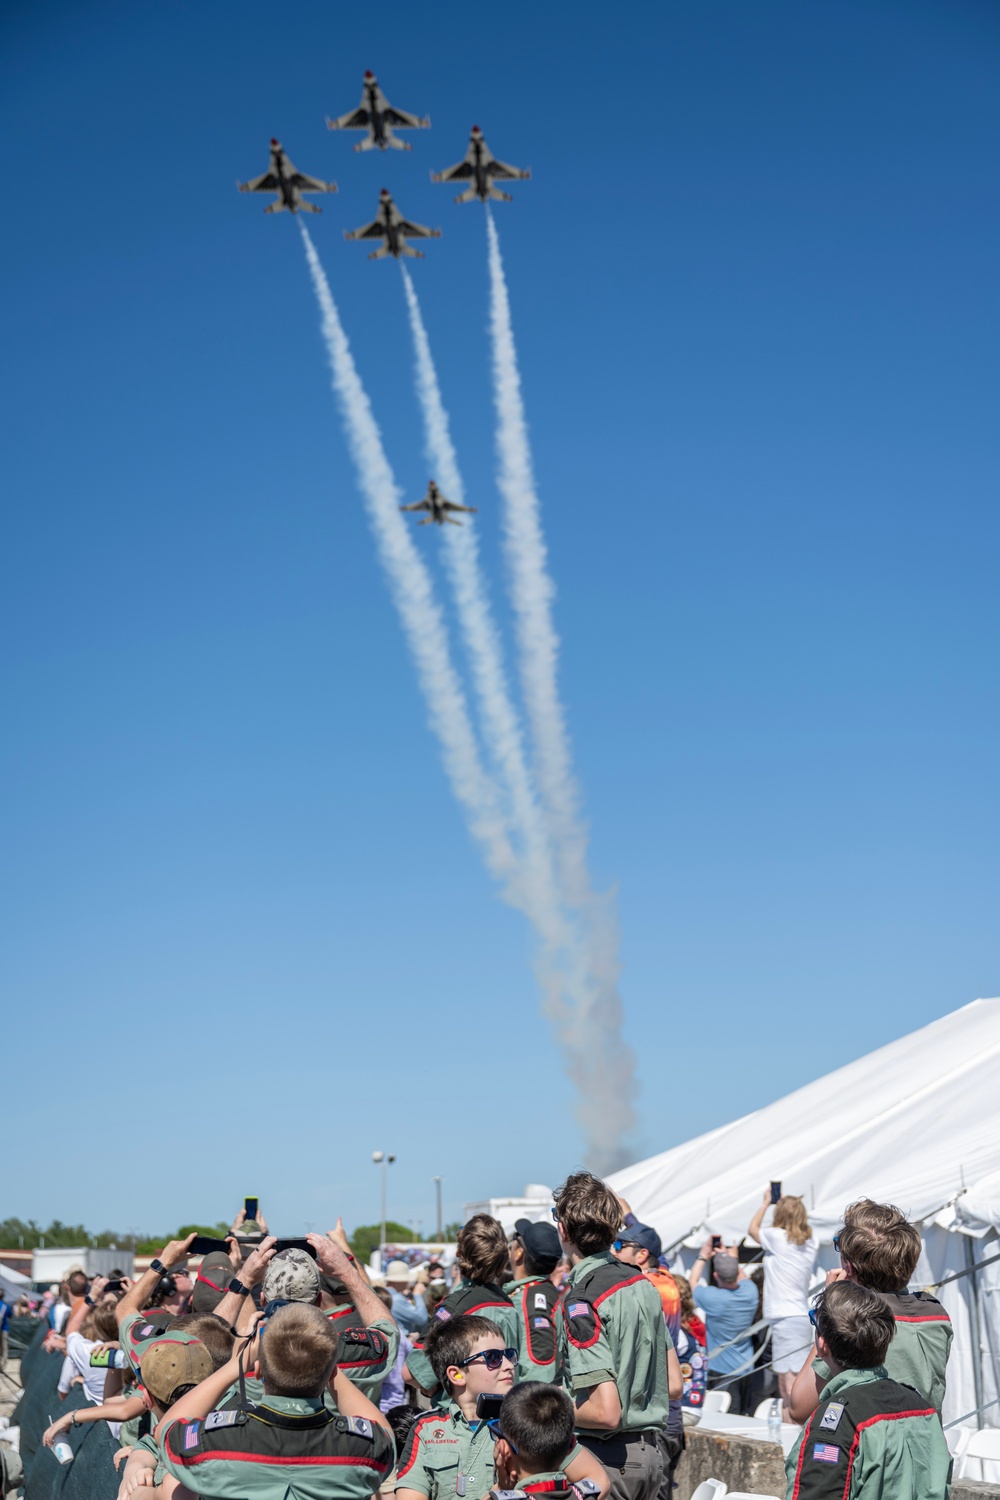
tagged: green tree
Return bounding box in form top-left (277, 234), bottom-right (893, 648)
top-left (442, 1222), bottom-right (464, 1242)
top-left (349, 1221), bottom-right (416, 1263)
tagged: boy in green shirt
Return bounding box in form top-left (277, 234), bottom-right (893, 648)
top-left (491, 1382), bottom-right (601, 1500)
top-left (785, 1282), bottom-right (950, 1500)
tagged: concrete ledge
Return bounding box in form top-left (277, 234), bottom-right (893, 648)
top-left (675, 1426), bottom-right (1000, 1500)
top-left (676, 1427), bottom-right (785, 1500)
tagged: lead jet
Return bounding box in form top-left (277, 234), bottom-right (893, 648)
top-left (344, 190), bottom-right (441, 260)
top-left (237, 139), bottom-right (337, 214)
top-left (431, 126), bottom-right (530, 203)
top-left (326, 71), bottom-right (430, 151)
top-left (400, 481), bottom-right (478, 527)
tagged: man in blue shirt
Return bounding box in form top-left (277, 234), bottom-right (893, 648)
top-left (385, 1259), bottom-right (427, 1333)
top-left (689, 1241), bottom-right (758, 1415)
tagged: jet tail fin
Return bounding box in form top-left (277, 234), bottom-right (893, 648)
top-left (455, 185), bottom-right (479, 204)
top-left (399, 244), bottom-right (424, 258)
top-left (386, 135), bottom-right (411, 151)
top-left (264, 200), bottom-right (287, 214)
top-left (367, 245), bottom-right (391, 259)
top-left (296, 200), bottom-right (322, 214)
top-left (488, 186), bottom-right (513, 203)
top-left (353, 137), bottom-right (377, 152)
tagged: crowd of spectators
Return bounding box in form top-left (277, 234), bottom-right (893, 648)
top-left (4, 1182), bottom-right (956, 1500)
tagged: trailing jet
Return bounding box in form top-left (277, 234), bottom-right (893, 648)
top-left (344, 190), bottom-right (441, 260)
top-left (431, 126), bottom-right (530, 203)
top-left (326, 71), bottom-right (430, 151)
top-left (400, 481), bottom-right (478, 527)
top-left (237, 139), bottom-right (337, 214)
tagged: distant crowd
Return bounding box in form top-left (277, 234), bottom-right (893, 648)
top-left (4, 1173), bottom-right (956, 1500)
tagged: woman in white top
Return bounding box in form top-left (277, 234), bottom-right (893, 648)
top-left (747, 1190), bottom-right (818, 1417)
top-left (57, 1300), bottom-right (118, 1406)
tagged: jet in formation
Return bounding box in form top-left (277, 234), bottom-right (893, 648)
top-left (238, 139), bottom-right (337, 214)
top-left (327, 71), bottom-right (430, 152)
top-left (344, 190), bottom-right (441, 260)
top-left (400, 481), bottom-right (478, 527)
top-left (431, 126), bottom-right (530, 203)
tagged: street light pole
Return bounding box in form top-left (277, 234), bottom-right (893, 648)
top-left (433, 1176), bottom-right (443, 1240)
top-left (372, 1151), bottom-right (395, 1268)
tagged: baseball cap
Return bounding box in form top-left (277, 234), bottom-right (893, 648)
top-left (385, 1260), bottom-right (411, 1282)
top-left (262, 1248), bottom-right (321, 1305)
top-left (514, 1218), bottom-right (561, 1272)
top-left (139, 1330), bottom-right (213, 1406)
top-left (192, 1252), bottom-right (234, 1314)
top-left (617, 1223), bottom-right (662, 1263)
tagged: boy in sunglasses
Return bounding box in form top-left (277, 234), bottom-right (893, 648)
top-left (396, 1318), bottom-right (610, 1500)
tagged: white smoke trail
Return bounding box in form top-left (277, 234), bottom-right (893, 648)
top-left (398, 265), bottom-right (562, 928)
top-left (297, 222), bottom-right (514, 885)
top-left (485, 210), bottom-right (637, 1172)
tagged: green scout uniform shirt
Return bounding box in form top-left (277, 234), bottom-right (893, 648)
top-left (396, 1397), bottom-right (499, 1500)
top-left (407, 1284), bottom-right (522, 1399)
top-left (131, 1431), bottom-right (166, 1486)
top-left (118, 1381), bottom-right (150, 1448)
top-left (785, 1364), bottom-right (950, 1500)
top-left (504, 1276), bottom-right (561, 1384)
top-left (810, 1291), bottom-right (952, 1415)
top-left (559, 1252), bottom-right (669, 1438)
top-left (160, 1393), bottom-right (395, 1500)
top-left (221, 1314), bottom-right (398, 1410)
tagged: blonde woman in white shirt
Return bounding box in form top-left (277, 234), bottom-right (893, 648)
top-left (747, 1190), bottom-right (818, 1418)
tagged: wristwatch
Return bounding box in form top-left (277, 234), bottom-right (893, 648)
top-left (149, 1258), bottom-right (168, 1275)
top-left (83, 1295), bottom-right (95, 1306)
top-left (228, 1278), bottom-right (250, 1297)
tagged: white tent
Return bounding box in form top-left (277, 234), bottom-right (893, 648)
top-left (609, 998), bottom-right (1000, 1428)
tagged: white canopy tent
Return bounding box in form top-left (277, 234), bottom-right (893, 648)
top-left (609, 998), bottom-right (1000, 1429)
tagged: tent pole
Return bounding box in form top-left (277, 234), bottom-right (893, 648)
top-left (964, 1234), bottom-right (985, 1430)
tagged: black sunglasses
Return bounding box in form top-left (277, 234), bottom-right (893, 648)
top-left (460, 1347), bottom-right (517, 1371)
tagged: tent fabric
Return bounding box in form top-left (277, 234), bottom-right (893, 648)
top-left (608, 998), bottom-right (1000, 1429)
top-left (608, 998), bottom-right (1000, 1249)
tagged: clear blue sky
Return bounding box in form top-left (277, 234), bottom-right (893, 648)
top-left (2, 0), bottom-right (997, 1242)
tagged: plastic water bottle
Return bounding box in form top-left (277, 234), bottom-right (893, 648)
top-left (768, 1398), bottom-right (782, 1446)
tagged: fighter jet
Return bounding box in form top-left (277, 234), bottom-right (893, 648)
top-left (400, 481), bottom-right (478, 527)
top-left (431, 126), bottom-right (530, 203)
top-left (344, 190), bottom-right (441, 260)
top-left (237, 139), bottom-right (337, 214)
top-left (326, 71), bottom-right (430, 151)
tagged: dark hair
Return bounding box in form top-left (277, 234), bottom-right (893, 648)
top-left (67, 1271), bottom-right (88, 1298)
top-left (814, 1281), bottom-right (895, 1369)
top-left (838, 1200), bottom-right (921, 1293)
top-left (521, 1246), bottom-right (551, 1280)
top-left (553, 1172), bottom-right (621, 1257)
top-left (426, 1314), bottom-right (503, 1389)
top-left (373, 1286), bottom-right (393, 1312)
top-left (499, 1382), bottom-right (575, 1471)
top-left (456, 1215), bottom-right (510, 1286)
top-left (386, 1403), bottom-right (419, 1449)
top-left (168, 1312), bottom-right (235, 1371)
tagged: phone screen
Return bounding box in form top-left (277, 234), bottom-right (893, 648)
top-left (711, 1235), bottom-right (722, 1250)
top-left (189, 1236), bottom-right (231, 1256)
top-left (245, 1197), bottom-right (259, 1221)
top-left (770, 1181), bottom-right (782, 1204)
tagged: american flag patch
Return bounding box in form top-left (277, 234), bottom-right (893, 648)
top-left (533, 1317), bottom-right (549, 1328)
top-left (184, 1423), bottom-right (201, 1450)
top-left (813, 1443), bottom-right (840, 1464)
top-left (568, 1301), bottom-right (589, 1317)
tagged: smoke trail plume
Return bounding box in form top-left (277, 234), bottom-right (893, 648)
top-left (485, 210), bottom-right (637, 1172)
top-left (297, 223), bottom-right (514, 884)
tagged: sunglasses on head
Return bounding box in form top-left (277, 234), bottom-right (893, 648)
top-left (550, 1208), bottom-right (559, 1223)
top-left (460, 1347), bottom-right (518, 1371)
top-left (808, 1306), bottom-right (820, 1328)
top-left (833, 1233), bottom-right (842, 1252)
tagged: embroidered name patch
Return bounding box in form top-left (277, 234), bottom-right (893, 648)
top-left (819, 1402), bottom-right (844, 1432)
top-left (205, 1410), bottom-right (241, 1431)
top-left (183, 1423), bottom-right (200, 1450)
top-left (534, 1292), bottom-right (548, 1310)
top-left (348, 1416), bottom-right (373, 1438)
top-left (813, 1443), bottom-right (840, 1464)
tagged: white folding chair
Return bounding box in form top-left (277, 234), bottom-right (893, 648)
top-left (689, 1481), bottom-right (728, 1500)
top-left (945, 1425), bottom-right (973, 1461)
top-left (702, 1389), bottom-right (732, 1413)
top-left (957, 1426), bottom-right (1000, 1481)
top-left (753, 1399), bottom-right (781, 1421)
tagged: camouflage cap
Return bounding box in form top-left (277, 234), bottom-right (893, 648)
top-left (262, 1247), bottom-right (321, 1306)
top-left (139, 1330), bottom-right (213, 1405)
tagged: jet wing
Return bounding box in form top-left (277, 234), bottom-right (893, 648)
top-left (400, 500), bottom-right (432, 512)
top-left (488, 158), bottom-right (530, 182)
top-left (240, 171), bottom-right (280, 193)
top-left (397, 218), bottom-right (440, 239)
top-left (327, 105), bottom-right (371, 131)
top-left (442, 501), bottom-right (478, 513)
top-left (287, 169), bottom-right (337, 193)
top-left (382, 104), bottom-right (430, 129)
top-left (344, 218), bottom-right (386, 241)
top-left (431, 157), bottom-right (475, 183)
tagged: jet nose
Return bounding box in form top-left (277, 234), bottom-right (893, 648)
top-left (472, 125), bottom-right (481, 133)
top-left (271, 137), bottom-right (279, 146)
top-left (364, 69), bottom-right (374, 78)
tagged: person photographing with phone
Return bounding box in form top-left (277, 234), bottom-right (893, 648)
top-left (688, 1237), bottom-right (758, 1415)
top-left (747, 1185), bottom-right (818, 1418)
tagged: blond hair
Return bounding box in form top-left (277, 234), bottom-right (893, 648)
top-left (258, 1304), bottom-right (338, 1396)
top-left (773, 1195), bottom-right (812, 1246)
